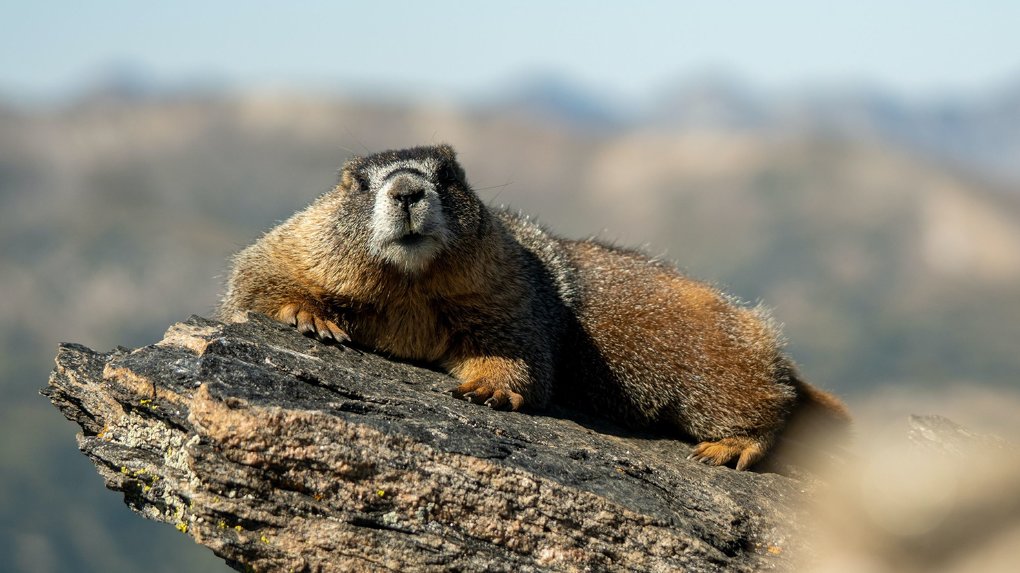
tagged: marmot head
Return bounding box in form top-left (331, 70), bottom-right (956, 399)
top-left (334, 144), bottom-right (484, 273)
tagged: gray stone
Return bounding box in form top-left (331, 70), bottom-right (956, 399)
top-left (44, 313), bottom-right (824, 572)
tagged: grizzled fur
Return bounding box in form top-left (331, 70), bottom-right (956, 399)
top-left (219, 144), bottom-right (850, 470)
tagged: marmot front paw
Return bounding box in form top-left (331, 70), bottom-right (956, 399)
top-left (276, 302), bottom-right (350, 344)
top-left (452, 379), bottom-right (525, 411)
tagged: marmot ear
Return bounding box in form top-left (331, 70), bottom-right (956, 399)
top-left (338, 158), bottom-right (366, 192)
top-left (435, 145), bottom-right (465, 183)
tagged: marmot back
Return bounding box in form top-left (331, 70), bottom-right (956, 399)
top-left (219, 144), bottom-right (850, 470)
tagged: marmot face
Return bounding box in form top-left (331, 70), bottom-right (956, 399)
top-left (338, 145), bottom-right (482, 273)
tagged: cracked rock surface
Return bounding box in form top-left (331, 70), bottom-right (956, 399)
top-left (44, 313), bottom-right (821, 572)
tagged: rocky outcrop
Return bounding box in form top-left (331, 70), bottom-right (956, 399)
top-left (44, 313), bottom-right (826, 572)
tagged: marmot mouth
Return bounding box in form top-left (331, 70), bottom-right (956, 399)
top-left (395, 232), bottom-right (428, 247)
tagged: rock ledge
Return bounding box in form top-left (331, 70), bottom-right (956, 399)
top-left (44, 314), bottom-right (820, 572)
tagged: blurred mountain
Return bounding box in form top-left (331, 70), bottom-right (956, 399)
top-left (2, 79), bottom-right (1019, 572)
top-left (471, 71), bottom-right (1020, 185)
top-left (648, 73), bottom-right (771, 129)
top-left (485, 77), bottom-right (1010, 190)
top-left (649, 73), bottom-right (1020, 185)
top-left (479, 73), bottom-right (627, 129)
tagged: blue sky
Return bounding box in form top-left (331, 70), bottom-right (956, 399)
top-left (3, 1), bottom-right (1020, 102)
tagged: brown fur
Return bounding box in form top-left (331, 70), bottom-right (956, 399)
top-left (219, 145), bottom-right (850, 470)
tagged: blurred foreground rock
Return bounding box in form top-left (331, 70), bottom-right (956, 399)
top-left (45, 314), bottom-right (836, 572)
top-left (810, 415), bottom-right (1020, 573)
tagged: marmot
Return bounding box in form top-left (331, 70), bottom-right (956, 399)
top-left (219, 144), bottom-right (849, 470)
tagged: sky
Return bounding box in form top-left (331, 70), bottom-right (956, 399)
top-left (3, 1), bottom-right (1020, 103)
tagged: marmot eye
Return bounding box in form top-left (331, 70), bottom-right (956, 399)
top-left (439, 164), bottom-right (459, 183)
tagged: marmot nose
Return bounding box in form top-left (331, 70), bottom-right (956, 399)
top-left (388, 180), bottom-right (426, 209)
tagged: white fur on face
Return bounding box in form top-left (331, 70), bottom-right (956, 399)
top-left (367, 163), bottom-right (452, 273)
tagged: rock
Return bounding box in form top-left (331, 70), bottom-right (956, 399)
top-left (906, 414), bottom-right (1016, 456)
top-left (44, 313), bottom-right (824, 572)
top-left (808, 414), bottom-right (1020, 573)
